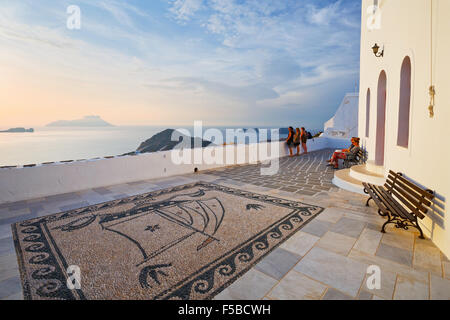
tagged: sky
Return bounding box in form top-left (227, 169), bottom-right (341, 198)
top-left (0, 0), bottom-right (362, 129)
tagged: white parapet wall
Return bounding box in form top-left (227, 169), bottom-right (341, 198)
top-left (0, 137), bottom-right (349, 204)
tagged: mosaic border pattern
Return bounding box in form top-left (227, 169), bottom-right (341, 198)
top-left (12, 182), bottom-right (324, 300)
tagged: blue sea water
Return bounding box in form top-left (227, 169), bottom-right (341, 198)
top-left (0, 126), bottom-right (319, 166)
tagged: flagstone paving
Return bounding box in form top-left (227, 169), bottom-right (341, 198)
top-left (0, 149), bottom-right (449, 300)
top-left (204, 149), bottom-right (337, 196)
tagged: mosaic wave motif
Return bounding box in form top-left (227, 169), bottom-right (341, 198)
top-left (12, 182), bottom-right (324, 300)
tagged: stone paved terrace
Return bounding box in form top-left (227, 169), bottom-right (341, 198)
top-left (204, 148), bottom-right (336, 196)
top-left (1, 149), bottom-right (449, 300)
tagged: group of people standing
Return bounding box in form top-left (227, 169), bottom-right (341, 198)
top-left (285, 128), bottom-right (361, 169)
top-left (285, 127), bottom-right (308, 157)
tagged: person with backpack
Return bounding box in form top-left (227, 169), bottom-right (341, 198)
top-left (300, 127), bottom-right (308, 154)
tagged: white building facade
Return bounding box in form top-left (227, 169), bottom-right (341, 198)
top-left (359, 0), bottom-right (450, 257)
top-left (323, 93), bottom-right (359, 139)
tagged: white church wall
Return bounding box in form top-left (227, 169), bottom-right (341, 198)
top-left (359, 0), bottom-right (450, 257)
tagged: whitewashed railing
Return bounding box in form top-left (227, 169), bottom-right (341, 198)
top-left (0, 137), bottom-right (348, 204)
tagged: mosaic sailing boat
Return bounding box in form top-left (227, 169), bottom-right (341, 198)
top-left (59, 189), bottom-right (225, 265)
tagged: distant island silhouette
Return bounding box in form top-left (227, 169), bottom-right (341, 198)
top-left (46, 115), bottom-right (113, 127)
top-left (0, 127), bottom-right (34, 133)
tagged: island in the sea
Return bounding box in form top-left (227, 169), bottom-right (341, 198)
top-left (0, 127), bottom-right (34, 133)
top-left (46, 115), bottom-right (113, 127)
top-left (123, 129), bottom-right (213, 155)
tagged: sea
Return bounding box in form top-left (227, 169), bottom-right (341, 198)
top-left (0, 126), bottom-right (320, 167)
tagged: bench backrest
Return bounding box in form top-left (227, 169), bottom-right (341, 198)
top-left (354, 149), bottom-right (366, 163)
top-left (385, 170), bottom-right (434, 219)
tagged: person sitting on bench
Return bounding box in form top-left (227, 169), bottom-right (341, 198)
top-left (327, 137), bottom-right (360, 169)
top-left (327, 137), bottom-right (357, 164)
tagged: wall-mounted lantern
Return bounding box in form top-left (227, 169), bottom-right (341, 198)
top-left (372, 43), bottom-right (384, 57)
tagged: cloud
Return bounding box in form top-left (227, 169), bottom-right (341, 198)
top-left (200, 1), bottom-right (292, 48)
top-left (0, 0), bottom-right (362, 128)
top-left (98, 1), bottom-right (135, 27)
top-left (76, 0), bottom-right (152, 28)
top-left (256, 91), bottom-right (308, 109)
top-left (260, 57), bottom-right (303, 84)
top-left (169, 0), bottom-right (204, 22)
top-left (307, 1), bottom-right (342, 26)
top-left (0, 24), bottom-right (70, 49)
top-left (167, 0), bottom-right (361, 99)
top-left (151, 77), bottom-right (279, 103)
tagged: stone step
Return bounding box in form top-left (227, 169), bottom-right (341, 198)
top-left (349, 164), bottom-right (385, 186)
top-left (332, 168), bottom-right (366, 195)
top-left (365, 160), bottom-right (386, 175)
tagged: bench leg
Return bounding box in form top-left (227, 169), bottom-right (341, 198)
top-left (363, 188), bottom-right (373, 207)
top-left (377, 209), bottom-right (389, 218)
top-left (418, 227), bottom-right (425, 239)
top-left (414, 221), bottom-right (425, 239)
top-left (382, 216), bottom-right (426, 239)
top-left (381, 214), bottom-right (393, 233)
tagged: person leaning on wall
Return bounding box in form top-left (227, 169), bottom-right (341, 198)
top-left (300, 127), bottom-right (308, 155)
top-left (285, 126), bottom-right (294, 157)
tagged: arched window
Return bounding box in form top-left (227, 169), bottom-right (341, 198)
top-left (375, 71), bottom-right (387, 166)
top-left (397, 57), bottom-right (411, 148)
top-left (365, 89), bottom-right (371, 138)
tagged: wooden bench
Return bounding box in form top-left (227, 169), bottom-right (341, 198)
top-left (363, 170), bottom-right (434, 238)
top-left (343, 149), bottom-right (366, 168)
